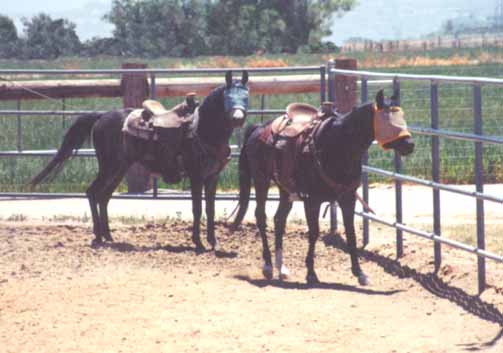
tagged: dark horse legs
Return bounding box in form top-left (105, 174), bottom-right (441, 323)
top-left (303, 198), bottom-right (322, 284)
top-left (204, 175), bottom-right (219, 249)
top-left (303, 193), bottom-right (368, 285)
top-left (254, 177), bottom-right (274, 279)
top-left (338, 192), bottom-right (369, 286)
top-left (86, 158), bottom-right (130, 245)
top-left (189, 173), bottom-right (221, 251)
top-left (273, 189), bottom-right (293, 279)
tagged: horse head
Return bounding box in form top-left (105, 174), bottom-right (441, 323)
top-left (374, 89), bottom-right (415, 156)
top-left (223, 70), bottom-right (249, 128)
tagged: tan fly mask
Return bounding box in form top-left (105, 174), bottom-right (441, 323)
top-left (373, 105), bottom-right (411, 148)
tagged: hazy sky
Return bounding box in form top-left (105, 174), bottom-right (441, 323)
top-left (1, 0), bottom-right (499, 43)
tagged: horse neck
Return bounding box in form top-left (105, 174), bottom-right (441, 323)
top-left (196, 87), bottom-right (232, 145)
top-left (319, 103), bottom-right (375, 158)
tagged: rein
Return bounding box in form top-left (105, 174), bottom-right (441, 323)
top-left (307, 115), bottom-right (375, 214)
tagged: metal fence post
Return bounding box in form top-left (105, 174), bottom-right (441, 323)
top-left (473, 83), bottom-right (486, 293)
top-left (393, 78), bottom-right (404, 258)
top-left (361, 77), bottom-right (369, 246)
top-left (319, 65), bottom-right (326, 103)
top-left (431, 81), bottom-right (442, 272)
top-left (327, 60), bottom-right (338, 234)
top-left (150, 73), bottom-right (158, 199)
top-left (16, 100), bottom-right (22, 152)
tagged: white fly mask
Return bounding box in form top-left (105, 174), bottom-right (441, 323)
top-left (373, 105), bottom-right (411, 148)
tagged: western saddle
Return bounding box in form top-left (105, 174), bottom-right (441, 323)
top-left (122, 93), bottom-right (198, 141)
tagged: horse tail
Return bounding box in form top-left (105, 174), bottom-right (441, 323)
top-left (30, 113), bottom-right (102, 187)
top-left (230, 124), bottom-right (259, 231)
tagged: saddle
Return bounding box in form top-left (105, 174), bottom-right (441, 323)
top-left (122, 93), bottom-right (198, 141)
top-left (271, 103), bottom-right (321, 138)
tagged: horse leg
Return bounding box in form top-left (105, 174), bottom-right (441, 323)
top-left (273, 189), bottom-right (293, 280)
top-left (190, 177), bottom-right (205, 252)
top-left (304, 199), bottom-right (322, 284)
top-left (339, 192), bottom-right (369, 286)
top-left (204, 175), bottom-right (219, 250)
top-left (254, 178), bottom-right (273, 279)
top-left (97, 162), bottom-right (130, 242)
top-left (86, 169), bottom-right (110, 246)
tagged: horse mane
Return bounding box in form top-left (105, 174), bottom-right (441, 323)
top-left (194, 85), bottom-right (229, 144)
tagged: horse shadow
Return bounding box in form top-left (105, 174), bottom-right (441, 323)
top-left (94, 241), bottom-right (237, 258)
top-left (234, 274), bottom-right (402, 296)
top-left (322, 232), bottom-right (503, 348)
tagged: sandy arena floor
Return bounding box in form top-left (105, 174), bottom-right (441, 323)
top-left (1, 185), bottom-right (503, 352)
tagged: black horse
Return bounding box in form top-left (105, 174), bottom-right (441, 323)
top-left (31, 71), bottom-right (249, 250)
top-left (231, 89), bottom-right (414, 285)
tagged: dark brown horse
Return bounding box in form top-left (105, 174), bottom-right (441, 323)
top-left (231, 89), bottom-right (414, 285)
top-left (31, 71), bottom-right (250, 250)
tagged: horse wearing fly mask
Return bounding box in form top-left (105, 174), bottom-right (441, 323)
top-left (31, 70), bottom-right (250, 251)
top-left (231, 89), bottom-right (414, 285)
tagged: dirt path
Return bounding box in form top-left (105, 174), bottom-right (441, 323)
top-left (1, 221), bottom-right (503, 352)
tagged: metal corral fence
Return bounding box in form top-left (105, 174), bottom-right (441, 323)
top-left (1, 64), bottom-right (502, 292)
top-left (0, 65), bottom-right (328, 199)
top-left (330, 65), bottom-right (503, 293)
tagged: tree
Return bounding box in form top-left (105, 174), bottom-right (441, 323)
top-left (206, 0), bottom-right (355, 55)
top-left (21, 14), bottom-right (81, 59)
top-left (0, 14), bottom-right (19, 58)
top-left (206, 0), bottom-right (285, 55)
top-left (271, 0), bottom-right (356, 53)
top-left (105, 0), bottom-right (208, 57)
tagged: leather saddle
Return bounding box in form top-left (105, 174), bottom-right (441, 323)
top-left (123, 93), bottom-right (198, 141)
top-left (271, 103), bottom-right (320, 138)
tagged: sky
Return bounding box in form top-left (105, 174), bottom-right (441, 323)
top-left (1, 0), bottom-right (499, 43)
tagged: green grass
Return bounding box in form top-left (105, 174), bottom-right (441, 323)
top-left (1, 49), bottom-right (503, 193)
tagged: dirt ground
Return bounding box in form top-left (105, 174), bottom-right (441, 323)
top-left (1, 217), bottom-right (503, 353)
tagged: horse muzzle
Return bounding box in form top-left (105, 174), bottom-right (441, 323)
top-left (383, 136), bottom-right (415, 156)
top-left (230, 108), bottom-right (247, 128)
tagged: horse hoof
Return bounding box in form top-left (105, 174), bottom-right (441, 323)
top-left (195, 245), bottom-right (206, 254)
top-left (358, 273), bottom-right (369, 286)
top-left (306, 273), bottom-right (320, 285)
top-left (278, 266), bottom-right (290, 281)
top-left (208, 239), bottom-right (220, 252)
top-left (262, 265), bottom-right (273, 280)
top-left (90, 238), bottom-right (103, 248)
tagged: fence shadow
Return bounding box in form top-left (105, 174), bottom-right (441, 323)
top-left (322, 232), bottom-right (503, 348)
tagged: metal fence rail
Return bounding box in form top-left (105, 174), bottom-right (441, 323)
top-left (332, 67), bottom-right (503, 293)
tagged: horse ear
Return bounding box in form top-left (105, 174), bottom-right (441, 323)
top-left (376, 89), bottom-right (385, 109)
top-left (241, 70), bottom-right (249, 85)
top-left (390, 87), bottom-right (399, 104)
top-left (225, 71), bottom-right (233, 87)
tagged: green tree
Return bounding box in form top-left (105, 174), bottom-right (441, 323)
top-left (206, 0), bottom-right (355, 55)
top-left (105, 0), bottom-right (208, 57)
top-left (0, 14), bottom-right (19, 58)
top-left (272, 0), bottom-right (356, 53)
top-left (21, 13), bottom-right (81, 59)
top-left (206, 1), bottom-right (285, 55)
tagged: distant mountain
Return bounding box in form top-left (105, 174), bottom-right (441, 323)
top-left (329, 0), bottom-right (497, 44)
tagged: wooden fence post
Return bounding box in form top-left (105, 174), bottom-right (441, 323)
top-left (121, 63), bottom-right (151, 194)
top-left (334, 58), bottom-right (357, 114)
